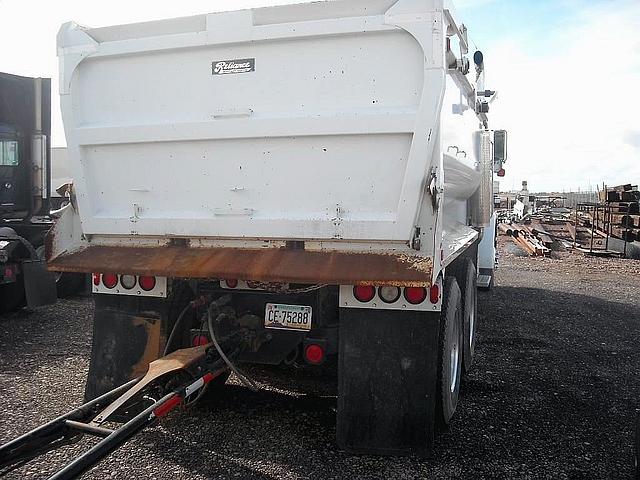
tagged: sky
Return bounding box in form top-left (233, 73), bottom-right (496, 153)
top-left (0, 0), bottom-right (638, 193)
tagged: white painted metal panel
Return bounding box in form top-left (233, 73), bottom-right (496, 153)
top-left (58, 0), bottom-right (443, 243)
top-left (52, 0), bottom-right (498, 287)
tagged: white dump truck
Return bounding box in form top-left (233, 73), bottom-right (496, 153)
top-left (47, 0), bottom-right (507, 457)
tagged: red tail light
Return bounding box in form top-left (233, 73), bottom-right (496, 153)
top-left (404, 287), bottom-right (427, 305)
top-left (92, 273), bottom-right (101, 286)
top-left (353, 285), bottom-right (375, 303)
top-left (304, 344), bottom-right (325, 365)
top-left (102, 273), bottom-right (118, 289)
top-left (429, 284), bottom-right (440, 304)
top-left (3, 266), bottom-right (16, 281)
top-left (192, 335), bottom-right (209, 347)
top-left (224, 279), bottom-right (238, 289)
top-left (139, 276), bottom-right (156, 291)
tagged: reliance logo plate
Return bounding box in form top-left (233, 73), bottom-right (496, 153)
top-left (212, 58), bottom-right (255, 75)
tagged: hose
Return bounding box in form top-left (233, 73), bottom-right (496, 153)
top-left (163, 302), bottom-right (194, 356)
top-left (207, 303), bottom-right (259, 392)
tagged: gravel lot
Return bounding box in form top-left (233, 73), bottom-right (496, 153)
top-left (1, 238), bottom-right (639, 479)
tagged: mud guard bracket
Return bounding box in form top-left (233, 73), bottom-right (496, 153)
top-left (85, 296), bottom-right (169, 401)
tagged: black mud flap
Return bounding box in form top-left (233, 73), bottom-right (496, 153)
top-left (337, 308), bottom-right (440, 457)
top-left (23, 259), bottom-right (57, 308)
top-left (85, 296), bottom-right (173, 401)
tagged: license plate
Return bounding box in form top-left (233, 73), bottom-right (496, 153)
top-left (264, 303), bottom-right (312, 331)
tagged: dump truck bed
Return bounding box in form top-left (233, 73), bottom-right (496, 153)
top-left (51, 0), bottom-right (486, 286)
top-left (57, 0), bottom-right (442, 243)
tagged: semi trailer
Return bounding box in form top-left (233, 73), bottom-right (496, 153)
top-left (5, 0), bottom-right (508, 469)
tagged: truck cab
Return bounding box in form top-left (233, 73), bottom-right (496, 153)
top-left (0, 72), bottom-right (57, 312)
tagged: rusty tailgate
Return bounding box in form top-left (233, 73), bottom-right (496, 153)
top-left (48, 245), bottom-right (433, 287)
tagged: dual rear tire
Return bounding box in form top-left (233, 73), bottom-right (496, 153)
top-left (437, 258), bottom-right (478, 426)
top-left (436, 276), bottom-right (463, 426)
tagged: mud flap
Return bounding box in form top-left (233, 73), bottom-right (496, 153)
top-left (85, 297), bottom-right (170, 401)
top-left (337, 309), bottom-right (440, 456)
top-left (23, 259), bottom-right (57, 308)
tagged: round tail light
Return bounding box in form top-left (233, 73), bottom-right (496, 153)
top-left (92, 273), bottom-right (101, 286)
top-left (404, 287), bottom-right (427, 305)
top-left (224, 279), bottom-right (238, 289)
top-left (378, 286), bottom-right (401, 304)
top-left (139, 276), bottom-right (156, 291)
top-left (304, 344), bottom-right (325, 365)
top-left (120, 275), bottom-right (136, 290)
top-left (353, 285), bottom-right (375, 303)
top-left (102, 273), bottom-right (118, 289)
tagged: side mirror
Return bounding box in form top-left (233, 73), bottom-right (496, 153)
top-left (494, 130), bottom-right (508, 164)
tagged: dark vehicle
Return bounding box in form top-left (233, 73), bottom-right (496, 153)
top-left (0, 72), bottom-right (80, 312)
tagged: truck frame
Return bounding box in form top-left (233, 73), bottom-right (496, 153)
top-left (37, 0), bottom-right (507, 462)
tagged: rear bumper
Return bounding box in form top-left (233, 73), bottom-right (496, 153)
top-left (48, 245), bottom-right (433, 287)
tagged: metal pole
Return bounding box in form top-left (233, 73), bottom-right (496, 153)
top-left (605, 204), bottom-right (610, 252)
top-left (574, 205), bottom-right (578, 248)
top-left (589, 205), bottom-right (595, 254)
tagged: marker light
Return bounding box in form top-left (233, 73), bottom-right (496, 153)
top-left (305, 344), bottom-right (325, 365)
top-left (429, 284), bottom-right (440, 304)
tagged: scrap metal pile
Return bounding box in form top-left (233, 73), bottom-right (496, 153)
top-left (498, 183), bottom-right (640, 257)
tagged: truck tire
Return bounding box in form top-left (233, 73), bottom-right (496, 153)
top-left (56, 273), bottom-right (85, 298)
top-left (456, 259), bottom-right (478, 374)
top-left (35, 245), bottom-right (84, 298)
top-left (436, 276), bottom-right (463, 427)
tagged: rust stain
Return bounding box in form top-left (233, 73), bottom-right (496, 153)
top-left (49, 245), bottom-right (433, 287)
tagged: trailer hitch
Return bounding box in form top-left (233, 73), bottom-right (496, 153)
top-left (0, 332), bottom-right (247, 479)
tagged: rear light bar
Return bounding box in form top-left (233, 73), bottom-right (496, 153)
top-left (92, 273), bottom-right (167, 298)
top-left (339, 278), bottom-right (443, 312)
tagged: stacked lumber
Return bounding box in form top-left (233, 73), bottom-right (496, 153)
top-left (600, 183), bottom-right (640, 242)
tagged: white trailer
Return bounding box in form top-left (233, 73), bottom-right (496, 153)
top-left (49, 0), bottom-right (507, 455)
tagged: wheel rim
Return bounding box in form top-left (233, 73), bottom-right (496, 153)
top-left (469, 302), bottom-right (476, 348)
top-left (450, 334), bottom-right (459, 393)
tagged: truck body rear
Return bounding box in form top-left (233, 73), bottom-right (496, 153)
top-left (50, 0), bottom-right (506, 456)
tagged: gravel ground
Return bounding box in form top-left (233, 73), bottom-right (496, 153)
top-left (1, 238), bottom-right (639, 479)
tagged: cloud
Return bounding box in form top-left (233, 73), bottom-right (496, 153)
top-left (485, 1), bottom-right (640, 192)
top-left (624, 131), bottom-right (640, 151)
top-left (1, 0), bottom-right (637, 193)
